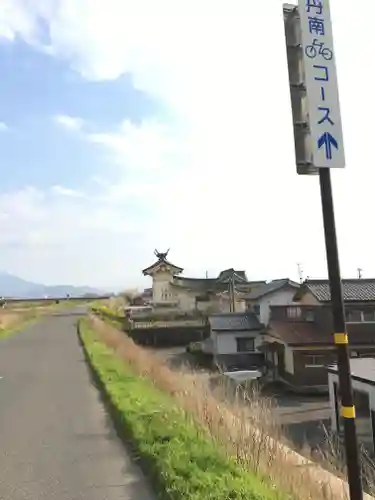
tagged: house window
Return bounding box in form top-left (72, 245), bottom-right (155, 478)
top-left (287, 306), bottom-right (301, 319)
top-left (345, 310), bottom-right (375, 322)
top-left (304, 354), bottom-right (325, 368)
top-left (253, 304), bottom-right (260, 315)
top-left (363, 310), bottom-right (375, 322)
top-left (305, 309), bottom-right (315, 321)
top-left (236, 337), bottom-right (255, 352)
top-left (345, 310), bottom-right (363, 322)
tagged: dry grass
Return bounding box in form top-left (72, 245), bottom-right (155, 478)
top-left (88, 314), bottom-right (373, 500)
top-left (0, 311), bottom-right (25, 330)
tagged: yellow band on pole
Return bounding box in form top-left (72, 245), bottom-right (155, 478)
top-left (334, 333), bottom-right (348, 345)
top-left (341, 406), bottom-right (356, 419)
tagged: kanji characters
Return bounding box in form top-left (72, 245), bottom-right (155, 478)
top-left (308, 16), bottom-right (325, 35)
top-left (306, 0), bottom-right (323, 15)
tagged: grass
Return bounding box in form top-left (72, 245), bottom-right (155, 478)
top-left (0, 311), bottom-right (37, 338)
top-left (79, 317), bottom-right (288, 500)
top-left (0, 300), bottom-right (88, 339)
top-left (83, 314), bottom-right (375, 500)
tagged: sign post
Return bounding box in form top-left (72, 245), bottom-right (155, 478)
top-left (284, 1), bottom-right (363, 499)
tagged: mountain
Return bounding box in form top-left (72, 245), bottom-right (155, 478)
top-left (0, 272), bottom-right (106, 299)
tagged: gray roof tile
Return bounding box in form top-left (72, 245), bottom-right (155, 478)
top-left (209, 312), bottom-right (261, 331)
top-left (306, 279), bottom-right (375, 302)
top-left (244, 279), bottom-right (299, 300)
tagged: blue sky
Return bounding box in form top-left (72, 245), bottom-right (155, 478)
top-left (0, 0), bottom-right (375, 290)
top-left (0, 41), bottom-right (161, 190)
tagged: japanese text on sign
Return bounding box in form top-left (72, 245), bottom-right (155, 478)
top-left (298, 0), bottom-right (345, 168)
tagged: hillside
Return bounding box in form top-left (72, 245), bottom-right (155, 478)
top-left (0, 272), bottom-right (105, 299)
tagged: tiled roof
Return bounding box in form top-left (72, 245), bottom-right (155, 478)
top-left (142, 258), bottom-right (183, 275)
top-left (304, 279), bottom-right (375, 302)
top-left (217, 269), bottom-right (248, 283)
top-left (268, 320), bottom-right (375, 346)
top-left (172, 276), bottom-right (265, 293)
top-left (244, 279), bottom-right (299, 300)
top-left (209, 312), bottom-right (261, 331)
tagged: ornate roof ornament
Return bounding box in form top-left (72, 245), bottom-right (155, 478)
top-left (154, 248), bottom-right (170, 261)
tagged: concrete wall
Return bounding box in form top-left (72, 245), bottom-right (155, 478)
top-left (215, 330), bottom-right (263, 355)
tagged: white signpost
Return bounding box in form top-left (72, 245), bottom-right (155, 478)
top-left (298, 0), bottom-right (345, 168)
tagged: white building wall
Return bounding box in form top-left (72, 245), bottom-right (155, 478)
top-left (152, 271), bottom-right (174, 302)
top-left (284, 344), bottom-right (295, 374)
top-left (328, 372), bottom-right (375, 432)
top-left (177, 290), bottom-right (196, 311)
top-left (215, 330), bottom-right (262, 355)
top-left (257, 288), bottom-right (298, 326)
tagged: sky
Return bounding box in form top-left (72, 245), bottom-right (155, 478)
top-left (0, 0), bottom-right (373, 291)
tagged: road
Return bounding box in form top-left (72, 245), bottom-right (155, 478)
top-left (0, 308), bottom-right (155, 500)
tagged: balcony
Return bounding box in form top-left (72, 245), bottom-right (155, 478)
top-left (270, 305), bottom-right (316, 322)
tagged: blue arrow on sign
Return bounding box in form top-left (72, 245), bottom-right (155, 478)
top-left (317, 132), bottom-right (338, 160)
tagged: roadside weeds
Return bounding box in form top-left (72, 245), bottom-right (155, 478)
top-left (85, 313), bottom-right (374, 500)
top-left (78, 316), bottom-right (289, 500)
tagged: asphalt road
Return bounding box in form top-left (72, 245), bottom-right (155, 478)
top-left (0, 308), bottom-right (155, 500)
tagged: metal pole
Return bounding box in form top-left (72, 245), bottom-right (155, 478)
top-left (319, 167), bottom-right (363, 500)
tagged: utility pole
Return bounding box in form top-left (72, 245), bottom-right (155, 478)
top-left (283, 3), bottom-right (363, 499)
top-left (357, 268), bottom-right (362, 279)
top-left (228, 274), bottom-right (236, 313)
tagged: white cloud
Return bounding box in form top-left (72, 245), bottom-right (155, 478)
top-left (53, 114), bottom-right (84, 131)
top-left (0, 122), bottom-right (9, 131)
top-left (0, 0), bottom-right (375, 286)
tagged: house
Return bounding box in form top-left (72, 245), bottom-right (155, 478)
top-left (242, 278), bottom-right (300, 326)
top-left (294, 278), bottom-right (375, 308)
top-left (328, 358), bottom-right (375, 452)
top-left (202, 312), bottom-right (265, 371)
top-left (142, 249), bottom-right (265, 313)
top-left (262, 303), bottom-right (375, 393)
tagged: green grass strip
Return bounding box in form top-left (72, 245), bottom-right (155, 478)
top-left (78, 318), bottom-right (288, 500)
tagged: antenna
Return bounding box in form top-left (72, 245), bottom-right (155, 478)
top-left (205, 270), bottom-right (208, 279)
top-left (357, 268), bottom-right (363, 279)
top-left (297, 263), bottom-right (304, 284)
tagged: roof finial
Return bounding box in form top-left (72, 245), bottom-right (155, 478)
top-left (154, 248), bottom-right (170, 261)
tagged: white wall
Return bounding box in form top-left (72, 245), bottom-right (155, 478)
top-left (215, 330), bottom-right (262, 355)
top-left (152, 271), bottom-right (174, 302)
top-left (284, 344), bottom-right (295, 374)
top-left (328, 372), bottom-right (375, 432)
top-left (178, 290), bottom-right (196, 311)
top-left (257, 287), bottom-right (298, 326)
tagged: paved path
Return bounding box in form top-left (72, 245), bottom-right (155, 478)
top-left (0, 309), bottom-right (155, 500)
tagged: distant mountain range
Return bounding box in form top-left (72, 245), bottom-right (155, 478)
top-left (0, 272), bottom-right (107, 299)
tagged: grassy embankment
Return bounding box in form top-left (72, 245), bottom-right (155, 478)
top-left (79, 315), bottom-right (289, 500)
top-left (0, 299), bottom-right (88, 339)
top-left (86, 307), bottom-right (375, 500)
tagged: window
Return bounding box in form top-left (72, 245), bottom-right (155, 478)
top-left (252, 304), bottom-right (260, 315)
top-left (305, 309), bottom-right (315, 321)
top-left (363, 310), bottom-right (375, 322)
top-left (304, 354), bottom-right (325, 368)
top-left (287, 306), bottom-right (301, 319)
top-left (345, 310), bottom-right (375, 322)
top-left (236, 337), bottom-right (255, 352)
